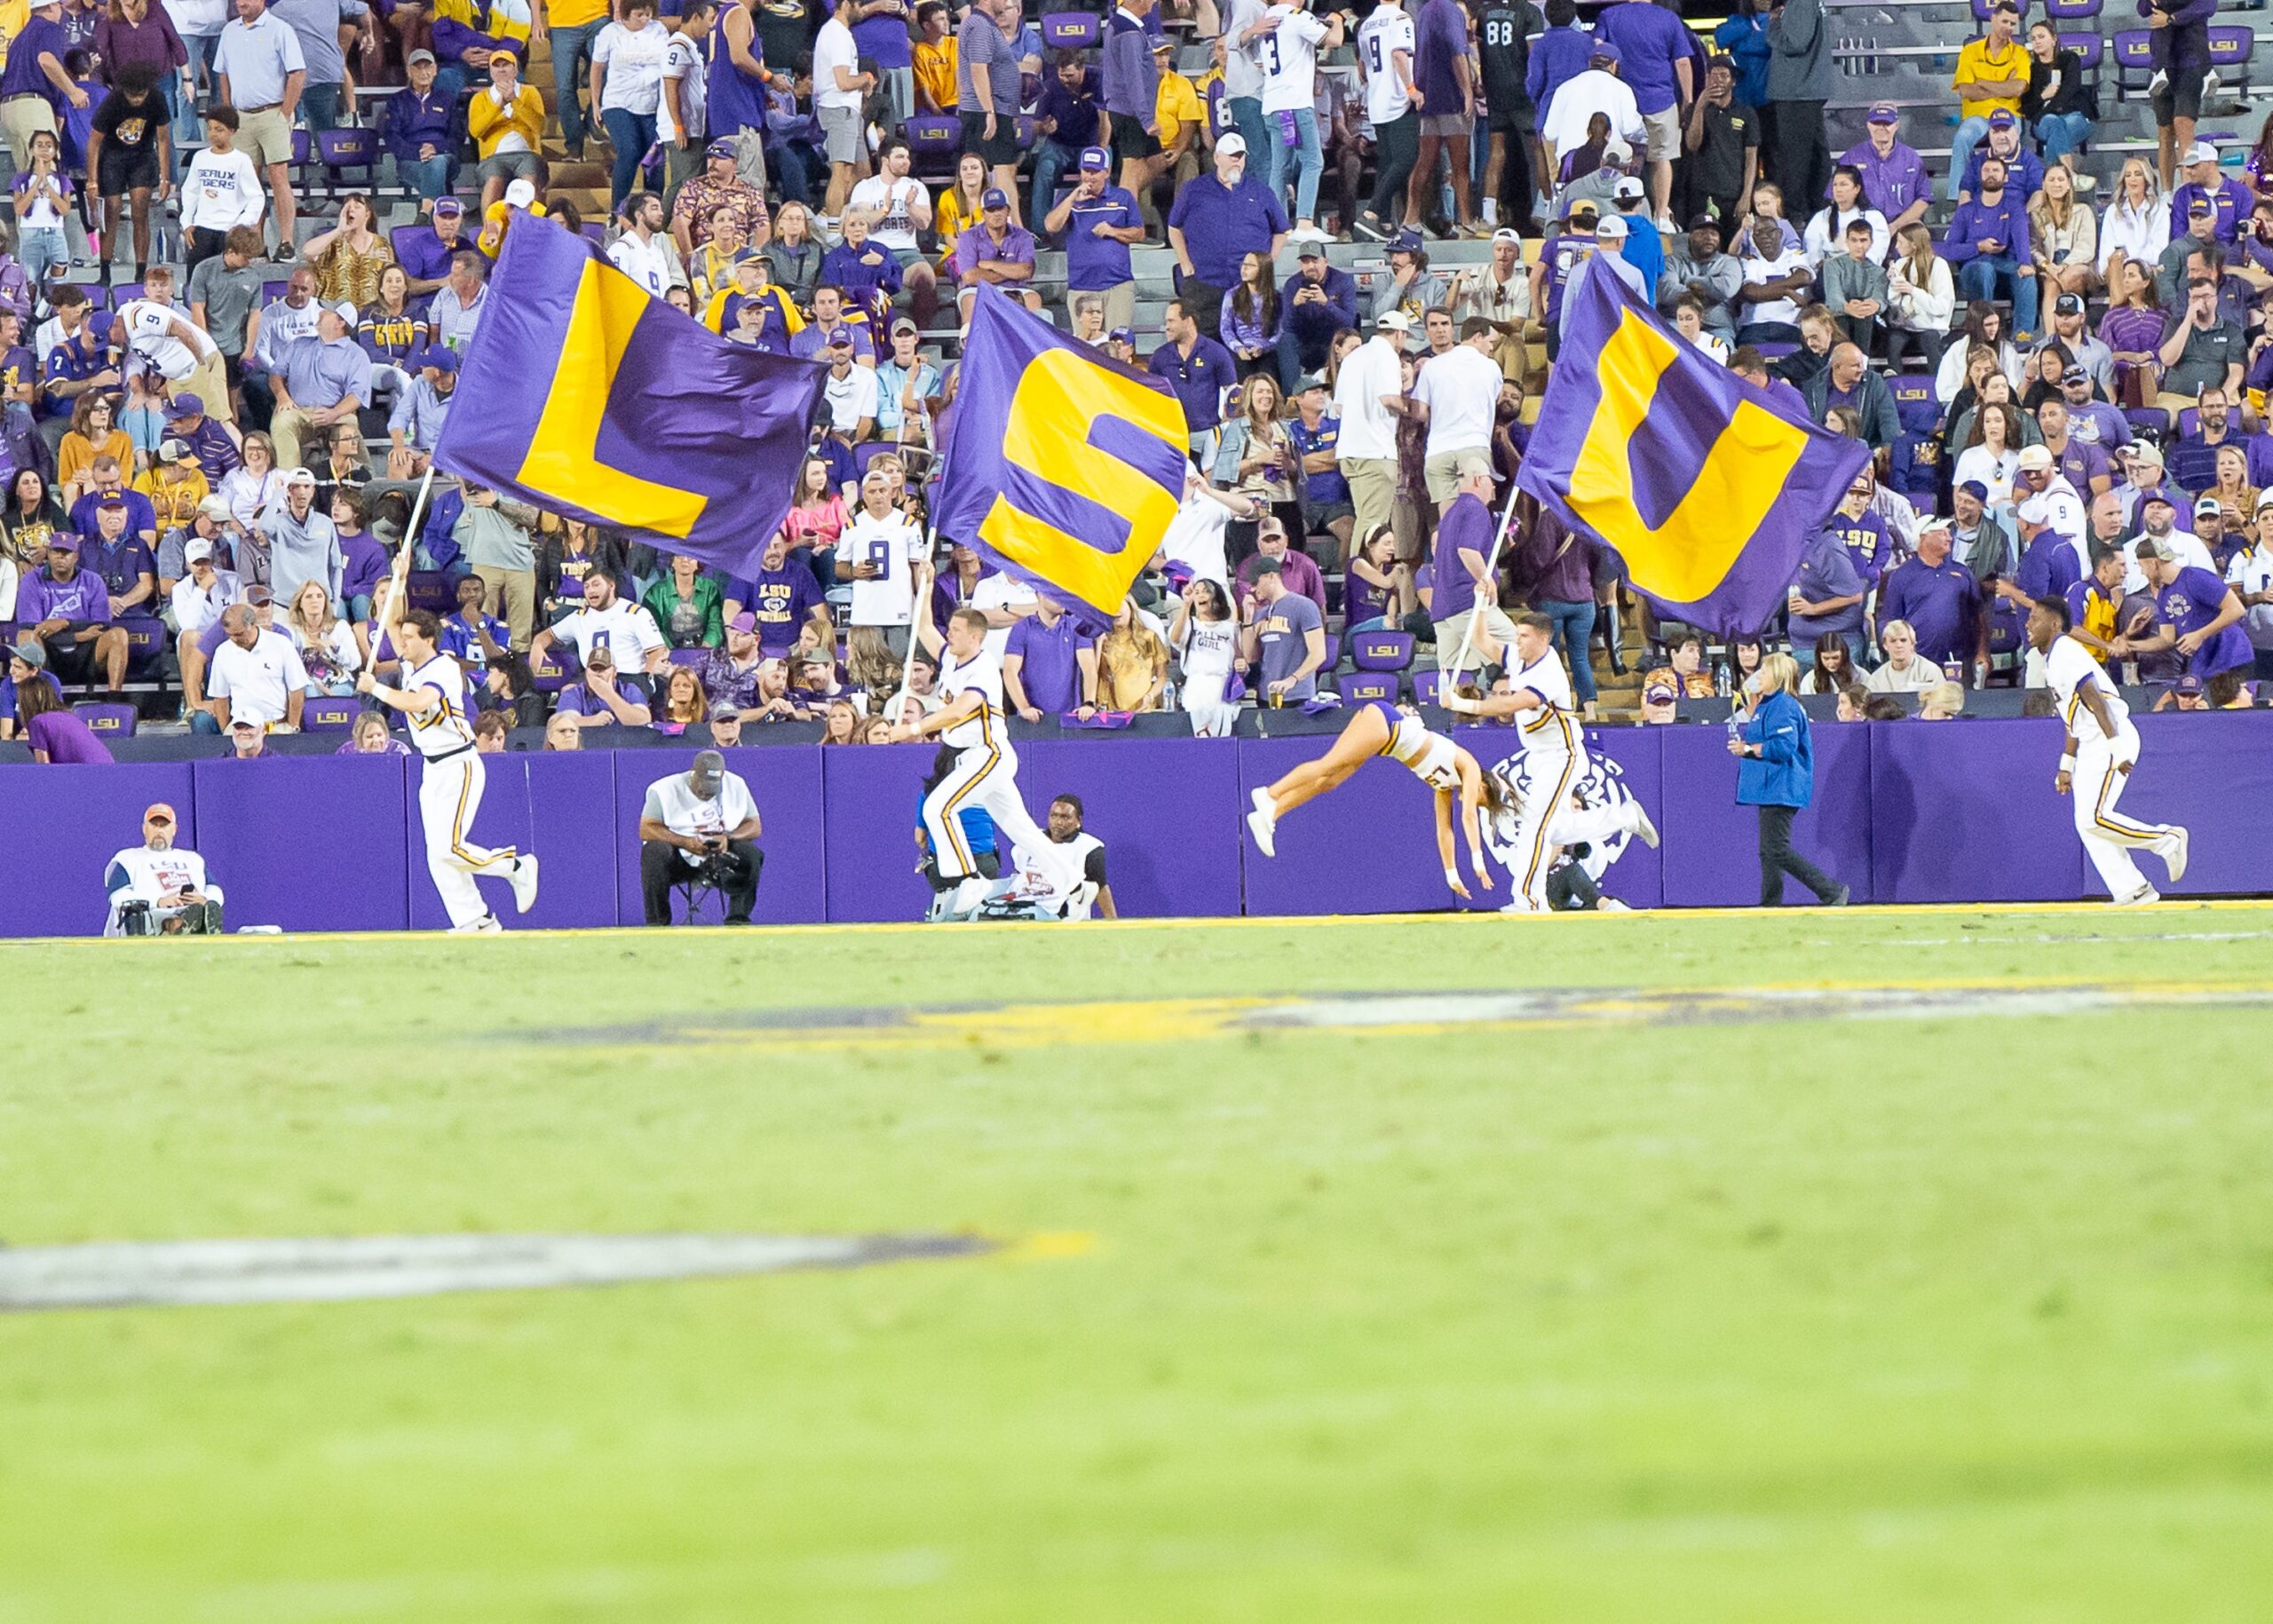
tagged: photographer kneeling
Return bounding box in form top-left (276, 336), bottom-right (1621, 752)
top-left (638, 749), bottom-right (764, 925)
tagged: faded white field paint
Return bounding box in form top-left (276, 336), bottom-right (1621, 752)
top-left (0, 1232), bottom-right (992, 1312)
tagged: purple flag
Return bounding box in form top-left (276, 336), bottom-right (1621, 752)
top-left (432, 219), bottom-right (828, 581)
top-left (935, 284), bottom-right (1188, 624)
top-left (1516, 267), bottom-right (1873, 637)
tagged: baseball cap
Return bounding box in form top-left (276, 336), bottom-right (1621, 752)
top-left (2054, 292), bottom-right (2085, 315)
top-left (328, 300), bottom-right (358, 326)
top-left (432, 197), bottom-right (464, 218)
top-left (1686, 212), bottom-right (1723, 233)
top-left (1642, 676), bottom-right (1676, 704)
top-left (1295, 234), bottom-right (1328, 259)
top-left (2185, 139), bottom-right (2221, 166)
top-left (2062, 364), bottom-right (2092, 385)
top-left (727, 610), bottom-right (757, 634)
top-left (1490, 226), bottom-right (1522, 246)
top-left (1866, 101), bottom-right (1899, 124)
top-left (2142, 492), bottom-right (2176, 512)
top-left (2129, 440), bottom-right (2166, 467)
top-left (1956, 479), bottom-right (1990, 501)
top-left (505, 178), bottom-right (538, 209)
top-left (162, 392), bottom-right (204, 418)
top-left (1294, 373), bottom-right (1326, 393)
top-left (708, 699), bottom-right (742, 720)
top-left (1988, 108), bottom-right (2016, 130)
top-left (1248, 556), bottom-right (1283, 576)
top-left (890, 315), bottom-right (918, 337)
top-left (1602, 137), bottom-right (1632, 166)
top-left (1374, 310), bottom-right (1411, 332)
top-left (96, 491), bottom-right (127, 510)
top-left (407, 46), bottom-right (436, 65)
top-left (44, 530), bottom-right (78, 551)
top-left (1595, 215), bottom-right (1629, 240)
top-left (1588, 41), bottom-right (1619, 63)
top-left (196, 495), bottom-right (233, 523)
top-left (2189, 196), bottom-right (2215, 216)
top-left (157, 438), bottom-right (188, 462)
top-left (1107, 325), bottom-right (1134, 344)
top-left (243, 584), bottom-right (273, 606)
top-left (2194, 495), bottom-right (2224, 515)
top-left (980, 187), bottom-right (1010, 210)
top-left (2137, 536), bottom-right (2180, 561)
top-left (184, 537), bottom-right (215, 564)
top-left (2016, 445), bottom-right (2055, 471)
top-left (1388, 228), bottom-right (1423, 254)
top-left (1078, 145), bottom-right (1109, 170)
top-left (1217, 131), bottom-right (1247, 156)
top-left (144, 801), bottom-right (176, 824)
top-left (1612, 176), bottom-right (1644, 202)
top-left (2176, 673), bottom-right (2206, 696)
top-left (4, 639), bottom-right (45, 668)
top-left (283, 466), bottom-right (318, 487)
top-left (705, 137), bottom-right (737, 158)
top-left (420, 345), bottom-right (460, 373)
top-left (229, 715), bottom-right (261, 732)
top-left (2015, 493), bottom-right (2050, 526)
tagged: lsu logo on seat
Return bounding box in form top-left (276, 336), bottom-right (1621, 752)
top-left (976, 348), bottom-right (1188, 615)
top-left (1567, 312), bottom-right (1812, 603)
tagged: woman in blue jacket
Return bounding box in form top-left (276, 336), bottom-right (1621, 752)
top-left (1729, 653), bottom-right (1849, 907)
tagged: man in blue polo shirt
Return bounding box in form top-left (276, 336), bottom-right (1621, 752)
top-left (1146, 297), bottom-right (1238, 452)
top-left (1835, 102), bottom-right (1930, 234)
top-left (1278, 233), bottom-right (1359, 381)
top-left (1042, 146), bottom-right (1144, 335)
top-left (1877, 521), bottom-right (1986, 682)
top-left (1002, 592), bottom-right (1097, 719)
top-left (396, 197), bottom-right (471, 294)
top-left (1165, 131), bottom-right (1288, 341)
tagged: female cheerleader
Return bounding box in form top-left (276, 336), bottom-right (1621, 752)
top-left (1246, 700), bottom-right (1509, 899)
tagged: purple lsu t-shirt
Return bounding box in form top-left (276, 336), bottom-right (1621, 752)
top-left (2157, 565), bottom-right (2253, 677)
top-left (27, 708), bottom-right (115, 763)
top-left (1414, 0), bottom-right (1469, 110)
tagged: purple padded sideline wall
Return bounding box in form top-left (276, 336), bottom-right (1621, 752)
top-left (1658, 721), bottom-right (1875, 907)
top-left (613, 745), bottom-right (829, 924)
top-left (191, 754), bottom-right (413, 931)
top-left (2115, 712), bottom-right (2273, 899)
top-left (1454, 724), bottom-right (1668, 909)
top-left (0, 762), bottom-right (198, 938)
top-left (1869, 718), bottom-right (2085, 903)
top-left (408, 750), bottom-right (622, 930)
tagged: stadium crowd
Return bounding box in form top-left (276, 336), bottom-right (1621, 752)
top-left (1, 0), bottom-right (2272, 772)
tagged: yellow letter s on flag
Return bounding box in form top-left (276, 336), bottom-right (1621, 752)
top-left (1568, 313), bottom-right (1810, 603)
top-left (978, 349), bottom-right (1187, 616)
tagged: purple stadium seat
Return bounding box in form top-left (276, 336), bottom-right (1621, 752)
top-left (315, 125), bottom-right (381, 190)
top-left (301, 695), bottom-right (360, 731)
top-left (2044, 0), bottom-right (2102, 18)
top-left (388, 223), bottom-right (428, 265)
top-left (110, 279), bottom-right (145, 309)
top-left (905, 114), bottom-right (960, 181)
top-left (1319, 632), bottom-right (1342, 672)
top-left (1889, 376), bottom-right (1937, 433)
top-left (72, 701), bottom-right (136, 737)
top-left (852, 440), bottom-right (899, 479)
top-left (1041, 11), bottom-right (1099, 47)
top-left (581, 222), bottom-right (606, 245)
top-left (1412, 669), bottom-right (1443, 706)
top-left (2063, 33), bottom-right (2102, 70)
top-left (120, 622), bottom-right (164, 663)
top-left (1968, 0), bottom-right (1995, 18)
top-left (2125, 407), bottom-right (2168, 443)
top-left (529, 642), bottom-right (572, 691)
top-left (2208, 26), bottom-right (2253, 68)
top-left (406, 571), bottom-right (456, 614)
top-left (2113, 29), bottom-right (2152, 87)
top-left (2178, 407), bottom-right (2201, 440)
top-left (668, 646), bottom-right (709, 666)
top-left (262, 279), bottom-right (290, 305)
top-left (1350, 629), bottom-right (1414, 670)
top-left (1340, 671), bottom-right (1396, 703)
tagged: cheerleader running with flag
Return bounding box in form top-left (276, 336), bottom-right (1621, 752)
top-left (1246, 700), bottom-right (1511, 899)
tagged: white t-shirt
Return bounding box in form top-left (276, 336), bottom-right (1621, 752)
top-left (823, 361), bottom-right (882, 432)
top-left (608, 231), bottom-right (676, 297)
top-left (594, 20), bottom-right (672, 115)
top-left (1355, 5), bottom-right (1414, 126)
top-left (814, 18), bottom-right (863, 111)
top-left (660, 31), bottom-right (707, 144)
top-left (104, 844), bottom-right (224, 934)
top-left (937, 644), bottom-right (1007, 747)
top-left (484, 83), bottom-right (537, 154)
top-left (1541, 67), bottom-right (1642, 152)
top-left (1741, 250), bottom-right (1810, 329)
top-left (970, 572), bottom-right (1036, 657)
top-left (1411, 345), bottom-right (1501, 456)
top-left (2047, 632), bottom-right (2127, 743)
top-left (843, 505), bottom-right (926, 625)
top-left (208, 627), bottom-right (309, 725)
top-left (1332, 334), bottom-right (1404, 461)
top-left (1258, 4), bottom-right (1330, 114)
top-left (121, 298), bottom-right (218, 381)
top-left (643, 768), bottom-right (757, 859)
top-left (848, 174), bottom-right (926, 253)
top-left (1176, 614), bottom-right (1239, 707)
top-left (552, 600), bottom-right (666, 670)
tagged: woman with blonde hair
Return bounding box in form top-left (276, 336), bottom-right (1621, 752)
top-left (284, 580), bottom-right (361, 695)
top-left (656, 665), bottom-right (710, 733)
top-left (1213, 371), bottom-right (1299, 565)
top-left (2211, 443), bottom-right (2257, 526)
top-left (820, 697), bottom-right (863, 743)
top-left (1729, 651), bottom-right (1847, 907)
top-left (2030, 163), bottom-right (2100, 302)
top-left (1093, 597), bottom-right (1169, 711)
top-left (1918, 681), bottom-right (1966, 720)
top-left (2097, 158), bottom-right (2168, 300)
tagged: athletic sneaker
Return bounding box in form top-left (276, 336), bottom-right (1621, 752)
top-left (1828, 885), bottom-right (1850, 907)
top-left (1351, 213), bottom-right (1390, 242)
top-left (1628, 803), bottom-right (1660, 849)
top-left (509, 852), bottom-right (541, 914)
top-left (1247, 788), bottom-right (1277, 858)
top-left (2159, 827), bottom-right (2190, 885)
top-left (947, 875), bottom-right (991, 919)
top-left (1497, 898), bottom-right (1545, 915)
top-left (1598, 897), bottom-right (1632, 912)
top-left (451, 913), bottom-right (504, 933)
top-left (2113, 883), bottom-right (2160, 907)
top-left (2149, 69), bottom-right (2168, 96)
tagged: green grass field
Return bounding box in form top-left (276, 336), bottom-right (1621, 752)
top-left (6, 907), bottom-right (2273, 1622)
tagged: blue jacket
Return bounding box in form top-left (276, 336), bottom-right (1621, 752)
top-left (1738, 688), bottom-right (1814, 809)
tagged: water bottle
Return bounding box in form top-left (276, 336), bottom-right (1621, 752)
top-left (1714, 661), bottom-right (1731, 698)
top-left (1725, 713), bottom-right (1744, 751)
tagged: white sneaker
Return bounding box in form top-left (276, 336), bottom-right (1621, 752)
top-left (2160, 827), bottom-right (2190, 885)
top-left (1628, 803), bottom-right (1660, 849)
top-left (2112, 883), bottom-right (2160, 908)
top-left (451, 913), bottom-right (504, 933)
top-left (1497, 898), bottom-right (1545, 915)
top-left (947, 875), bottom-right (991, 919)
top-left (1653, 211), bottom-right (1675, 234)
top-left (1247, 788), bottom-right (1277, 858)
top-left (1599, 897), bottom-right (1632, 912)
top-left (509, 852), bottom-right (540, 914)
top-left (2149, 69), bottom-right (2168, 97)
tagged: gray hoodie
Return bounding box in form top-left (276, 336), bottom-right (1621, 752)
top-left (1766, 0), bottom-right (1833, 103)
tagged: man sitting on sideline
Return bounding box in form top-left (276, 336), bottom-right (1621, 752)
top-left (638, 749), bottom-right (764, 924)
top-left (104, 801), bottom-right (225, 935)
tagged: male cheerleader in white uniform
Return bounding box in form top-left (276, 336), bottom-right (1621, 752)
top-left (899, 566), bottom-right (1070, 920)
top-left (1441, 610), bottom-right (1656, 912)
top-left (357, 606), bottom-right (540, 931)
top-left (2026, 596), bottom-right (2189, 905)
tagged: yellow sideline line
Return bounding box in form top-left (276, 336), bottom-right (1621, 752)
top-left (7, 898), bottom-right (2272, 947)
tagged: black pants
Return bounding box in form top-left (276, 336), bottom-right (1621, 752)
top-left (641, 838), bottom-right (763, 923)
top-left (1179, 274), bottom-right (1226, 341)
top-left (1367, 111), bottom-right (1420, 226)
top-left (185, 225), bottom-right (229, 278)
top-left (1756, 804), bottom-right (1842, 907)
top-left (1491, 121), bottom-right (1538, 233)
top-left (1770, 99), bottom-right (1830, 220)
top-left (1547, 861), bottom-right (1601, 911)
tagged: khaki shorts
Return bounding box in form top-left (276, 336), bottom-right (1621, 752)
top-left (1641, 106), bottom-right (1681, 164)
top-left (1420, 113), bottom-right (1469, 139)
top-left (238, 107), bottom-right (292, 169)
top-left (1423, 446), bottom-right (1493, 503)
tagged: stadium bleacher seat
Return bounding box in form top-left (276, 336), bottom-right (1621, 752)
top-left (1341, 672), bottom-right (1396, 704)
top-left (74, 702), bottom-right (136, 739)
top-left (668, 647), bottom-right (709, 667)
top-left (302, 696), bottom-right (360, 731)
top-left (406, 573), bottom-right (456, 614)
top-left (529, 644), bottom-right (572, 691)
top-left (1350, 630), bottom-right (1415, 671)
top-left (1413, 669), bottom-right (1444, 707)
top-left (1041, 12), bottom-right (1100, 48)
